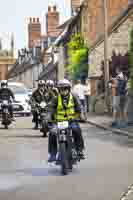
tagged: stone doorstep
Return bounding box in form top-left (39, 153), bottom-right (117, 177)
top-left (87, 118), bottom-right (133, 137)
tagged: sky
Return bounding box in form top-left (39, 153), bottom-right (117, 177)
top-left (0, 0), bottom-right (71, 52)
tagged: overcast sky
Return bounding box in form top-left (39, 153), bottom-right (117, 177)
top-left (0, 0), bottom-right (70, 51)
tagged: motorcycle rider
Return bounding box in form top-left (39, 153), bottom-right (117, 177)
top-left (47, 79), bottom-right (85, 162)
top-left (0, 80), bottom-right (15, 121)
top-left (30, 80), bottom-right (46, 129)
top-left (46, 80), bottom-right (58, 102)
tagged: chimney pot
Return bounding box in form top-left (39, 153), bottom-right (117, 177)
top-left (48, 6), bottom-right (51, 12)
top-left (33, 18), bottom-right (35, 23)
top-left (29, 18), bottom-right (32, 23)
top-left (37, 18), bottom-right (39, 23)
top-left (53, 5), bottom-right (56, 11)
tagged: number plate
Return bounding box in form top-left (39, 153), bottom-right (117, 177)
top-left (3, 100), bottom-right (8, 105)
top-left (58, 121), bottom-right (69, 129)
top-left (13, 105), bottom-right (19, 109)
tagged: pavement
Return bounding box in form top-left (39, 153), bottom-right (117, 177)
top-left (87, 114), bottom-right (133, 137)
top-left (0, 117), bottom-right (133, 200)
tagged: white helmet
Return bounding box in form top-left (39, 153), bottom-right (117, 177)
top-left (58, 79), bottom-right (71, 88)
top-left (46, 80), bottom-right (54, 87)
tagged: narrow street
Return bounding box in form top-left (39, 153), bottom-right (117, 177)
top-left (0, 117), bottom-right (132, 200)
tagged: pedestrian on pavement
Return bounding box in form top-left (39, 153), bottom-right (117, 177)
top-left (72, 80), bottom-right (87, 120)
top-left (111, 68), bottom-right (129, 128)
top-left (84, 78), bottom-right (91, 112)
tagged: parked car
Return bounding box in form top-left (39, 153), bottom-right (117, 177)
top-left (8, 82), bottom-right (31, 116)
top-left (27, 88), bottom-right (33, 98)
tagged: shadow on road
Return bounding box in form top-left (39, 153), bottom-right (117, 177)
top-left (0, 166), bottom-right (78, 177)
top-left (1, 134), bottom-right (44, 138)
top-left (83, 124), bottom-right (133, 149)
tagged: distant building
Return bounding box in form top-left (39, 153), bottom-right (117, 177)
top-left (0, 35), bottom-right (16, 80)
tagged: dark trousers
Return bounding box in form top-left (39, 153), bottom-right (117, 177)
top-left (85, 95), bottom-right (90, 112)
top-left (48, 122), bottom-right (84, 155)
top-left (8, 104), bottom-right (13, 117)
top-left (32, 111), bottom-right (39, 126)
top-left (80, 99), bottom-right (86, 113)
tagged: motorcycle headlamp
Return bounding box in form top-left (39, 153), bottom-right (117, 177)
top-left (40, 101), bottom-right (47, 108)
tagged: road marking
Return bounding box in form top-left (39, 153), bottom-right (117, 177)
top-left (120, 184), bottom-right (133, 200)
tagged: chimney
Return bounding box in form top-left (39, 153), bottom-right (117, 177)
top-left (71, 0), bottom-right (81, 15)
top-left (28, 17), bottom-right (41, 48)
top-left (29, 18), bottom-right (32, 23)
top-left (48, 6), bottom-right (51, 12)
top-left (46, 5), bottom-right (59, 37)
top-left (53, 5), bottom-right (57, 11)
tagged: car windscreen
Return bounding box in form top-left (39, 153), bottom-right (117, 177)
top-left (9, 85), bottom-right (27, 95)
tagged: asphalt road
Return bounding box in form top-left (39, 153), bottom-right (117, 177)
top-left (0, 117), bottom-right (132, 200)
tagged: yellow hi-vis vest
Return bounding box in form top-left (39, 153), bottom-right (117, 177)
top-left (56, 94), bottom-right (76, 121)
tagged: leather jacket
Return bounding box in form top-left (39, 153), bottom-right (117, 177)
top-left (0, 88), bottom-right (15, 101)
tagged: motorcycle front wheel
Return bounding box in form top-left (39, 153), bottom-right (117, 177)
top-left (60, 143), bottom-right (68, 175)
top-left (41, 120), bottom-right (47, 137)
top-left (4, 124), bottom-right (8, 129)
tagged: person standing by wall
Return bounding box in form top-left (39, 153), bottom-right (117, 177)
top-left (72, 80), bottom-right (87, 120)
top-left (84, 79), bottom-right (91, 112)
top-left (111, 68), bottom-right (128, 128)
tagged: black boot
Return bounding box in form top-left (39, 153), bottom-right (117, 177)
top-left (34, 122), bottom-right (38, 130)
top-left (77, 150), bottom-right (85, 160)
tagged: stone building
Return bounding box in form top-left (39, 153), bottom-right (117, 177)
top-left (88, 2), bottom-right (132, 94)
top-left (8, 48), bottom-right (43, 88)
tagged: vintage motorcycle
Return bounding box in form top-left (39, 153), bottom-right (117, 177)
top-left (38, 101), bottom-right (48, 137)
top-left (55, 121), bottom-right (80, 175)
top-left (1, 100), bottom-right (12, 129)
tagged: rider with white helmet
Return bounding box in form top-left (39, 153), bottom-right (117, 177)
top-left (47, 79), bottom-right (85, 162)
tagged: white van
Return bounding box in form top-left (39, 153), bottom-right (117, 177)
top-left (7, 81), bottom-right (31, 116)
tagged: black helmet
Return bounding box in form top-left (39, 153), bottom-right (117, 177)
top-left (1, 80), bottom-right (8, 88)
top-left (38, 80), bottom-right (45, 87)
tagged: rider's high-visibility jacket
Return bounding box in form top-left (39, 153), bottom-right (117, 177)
top-left (55, 94), bottom-right (77, 121)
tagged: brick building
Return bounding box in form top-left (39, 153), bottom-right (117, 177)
top-left (88, 0), bottom-right (129, 45)
top-left (84, 0), bottom-right (132, 112)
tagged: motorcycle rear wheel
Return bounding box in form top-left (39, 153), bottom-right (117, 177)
top-left (4, 124), bottom-right (8, 129)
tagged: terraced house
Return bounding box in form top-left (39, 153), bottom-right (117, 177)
top-left (8, 6), bottom-right (62, 87)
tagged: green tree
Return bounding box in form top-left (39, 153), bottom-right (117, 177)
top-left (67, 34), bottom-right (89, 81)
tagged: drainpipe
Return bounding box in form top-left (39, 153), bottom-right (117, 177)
top-left (103, 0), bottom-right (110, 112)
